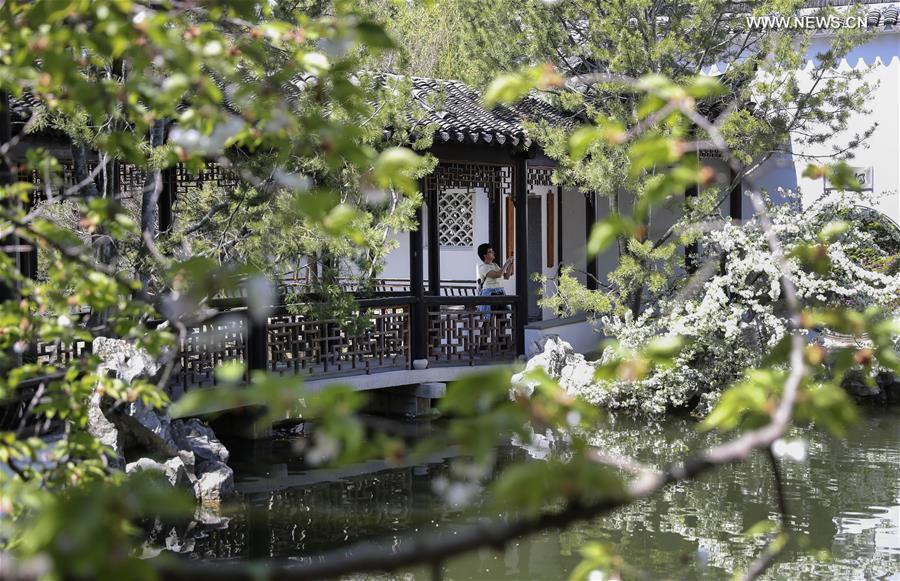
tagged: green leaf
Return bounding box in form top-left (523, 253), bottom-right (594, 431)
top-left (587, 215), bottom-right (631, 256)
top-left (483, 73), bottom-right (531, 107)
top-left (215, 361), bottom-right (245, 383)
top-left (355, 21), bottom-right (395, 49)
top-left (628, 136), bottom-right (683, 178)
top-left (686, 75), bottom-right (726, 98)
top-left (569, 126), bottom-right (604, 161)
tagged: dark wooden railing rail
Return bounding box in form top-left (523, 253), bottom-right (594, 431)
top-left (23, 291), bottom-right (519, 403)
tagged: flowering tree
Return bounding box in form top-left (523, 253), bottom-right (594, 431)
top-left (559, 190), bottom-right (900, 415)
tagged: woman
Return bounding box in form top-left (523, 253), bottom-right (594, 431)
top-left (476, 243), bottom-right (513, 316)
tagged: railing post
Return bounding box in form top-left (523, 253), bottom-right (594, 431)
top-left (410, 181), bottom-right (426, 362)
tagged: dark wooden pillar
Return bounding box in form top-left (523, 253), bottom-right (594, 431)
top-left (488, 183), bottom-right (501, 259)
top-left (426, 175), bottom-right (440, 296)
top-left (729, 168), bottom-right (742, 222)
top-left (556, 185), bottom-right (563, 267)
top-left (246, 310), bottom-right (268, 376)
top-left (514, 157), bottom-right (528, 356)
top-left (585, 192), bottom-right (598, 290)
top-left (158, 166), bottom-right (176, 232)
top-left (409, 183), bottom-right (425, 361)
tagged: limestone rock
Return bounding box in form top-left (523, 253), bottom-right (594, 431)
top-left (101, 397), bottom-right (178, 460)
top-left (512, 337), bottom-right (597, 398)
top-left (171, 419), bottom-right (229, 465)
top-left (89, 337), bottom-right (234, 504)
top-left (164, 456), bottom-right (195, 490)
top-left (87, 390), bottom-right (122, 465)
top-left (93, 336), bottom-right (160, 383)
top-left (196, 461), bottom-right (234, 505)
top-left (125, 457), bottom-right (167, 475)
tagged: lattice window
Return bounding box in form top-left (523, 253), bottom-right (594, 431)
top-left (438, 189), bottom-right (474, 247)
top-left (527, 166), bottom-right (554, 187)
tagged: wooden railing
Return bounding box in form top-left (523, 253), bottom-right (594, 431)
top-left (23, 292), bottom-right (518, 398)
top-left (171, 297), bottom-right (413, 391)
top-left (266, 297), bottom-right (411, 379)
top-left (174, 312), bottom-right (249, 391)
top-left (424, 295), bottom-right (518, 366)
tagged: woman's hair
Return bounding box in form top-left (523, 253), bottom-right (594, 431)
top-left (477, 243), bottom-right (492, 261)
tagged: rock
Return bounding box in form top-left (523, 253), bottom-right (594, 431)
top-left (87, 390), bottom-right (123, 466)
top-left (171, 419), bottom-right (229, 465)
top-left (196, 461), bottom-right (234, 505)
top-left (511, 337), bottom-right (597, 398)
top-left (125, 457), bottom-right (167, 475)
top-left (164, 456), bottom-right (195, 491)
top-left (101, 398), bottom-right (178, 460)
top-left (93, 336), bottom-right (160, 383)
top-left (177, 450), bottom-right (196, 473)
top-left (842, 369), bottom-right (886, 402)
top-left (876, 372), bottom-right (900, 404)
top-left (89, 336), bottom-right (234, 504)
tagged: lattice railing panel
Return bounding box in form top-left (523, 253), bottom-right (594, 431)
top-left (426, 300), bottom-right (516, 364)
top-left (267, 304), bottom-right (410, 377)
top-left (174, 163), bottom-right (240, 197)
top-left (438, 189), bottom-right (474, 247)
top-left (174, 316), bottom-right (247, 390)
top-left (35, 339), bottom-right (91, 366)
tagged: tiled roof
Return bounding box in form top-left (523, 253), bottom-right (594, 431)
top-left (804, 1), bottom-right (899, 26)
top-left (863, 4), bottom-right (899, 26)
top-left (386, 76), bottom-right (577, 149)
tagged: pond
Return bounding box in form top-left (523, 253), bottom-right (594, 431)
top-left (168, 407), bottom-right (900, 580)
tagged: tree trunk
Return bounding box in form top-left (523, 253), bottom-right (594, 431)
top-left (138, 120), bottom-right (166, 288)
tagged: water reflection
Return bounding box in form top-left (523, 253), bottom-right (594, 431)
top-left (170, 408), bottom-right (899, 580)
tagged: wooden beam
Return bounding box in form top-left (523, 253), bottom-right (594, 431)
top-left (514, 157), bottom-right (528, 355)
top-left (427, 142), bottom-right (517, 164)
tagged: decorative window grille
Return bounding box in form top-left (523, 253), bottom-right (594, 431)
top-left (438, 189), bottom-right (474, 247)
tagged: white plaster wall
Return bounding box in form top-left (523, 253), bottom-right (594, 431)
top-left (379, 188), bottom-right (490, 284)
top-left (441, 187), bottom-right (490, 282)
top-left (380, 226), bottom-right (413, 279)
top-left (752, 28), bottom-right (900, 222)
